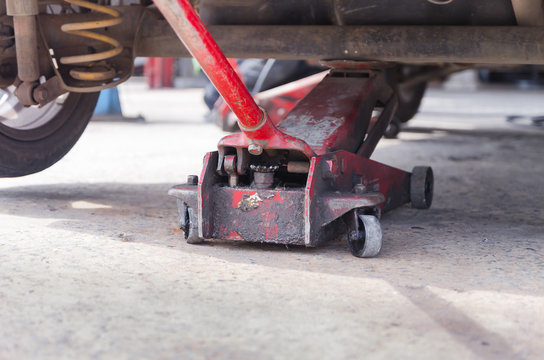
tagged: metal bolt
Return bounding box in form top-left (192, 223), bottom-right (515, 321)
top-left (248, 143), bottom-right (263, 156)
top-left (228, 174), bottom-right (239, 187)
top-left (353, 184), bottom-right (367, 194)
top-left (187, 175), bottom-right (198, 185)
top-left (34, 87), bottom-right (48, 102)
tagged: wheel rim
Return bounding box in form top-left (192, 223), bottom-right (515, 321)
top-left (349, 225), bottom-right (366, 254)
top-left (0, 86), bottom-right (68, 141)
top-left (348, 214), bottom-right (383, 258)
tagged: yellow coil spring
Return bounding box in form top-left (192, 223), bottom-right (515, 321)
top-left (60, 0), bottom-right (123, 81)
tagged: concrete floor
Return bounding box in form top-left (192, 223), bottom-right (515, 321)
top-left (1, 79), bottom-right (544, 359)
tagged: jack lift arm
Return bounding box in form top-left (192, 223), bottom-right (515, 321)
top-left (154, 0), bottom-right (434, 257)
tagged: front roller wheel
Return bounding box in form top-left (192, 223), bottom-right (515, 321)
top-left (178, 201), bottom-right (203, 244)
top-left (348, 214), bottom-right (383, 258)
top-left (410, 166), bottom-right (434, 209)
top-left (0, 88), bottom-right (99, 177)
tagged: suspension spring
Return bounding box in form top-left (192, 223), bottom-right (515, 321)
top-left (60, 0), bottom-right (123, 82)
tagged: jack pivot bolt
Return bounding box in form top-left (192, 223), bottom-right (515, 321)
top-left (248, 143), bottom-right (263, 156)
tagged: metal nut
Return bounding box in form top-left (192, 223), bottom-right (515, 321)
top-left (248, 143), bottom-right (263, 156)
top-left (34, 87), bottom-right (48, 102)
top-left (187, 175), bottom-right (198, 185)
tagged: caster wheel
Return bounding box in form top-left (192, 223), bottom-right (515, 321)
top-left (348, 214), bottom-right (383, 258)
top-left (384, 116), bottom-right (401, 139)
top-left (178, 201), bottom-right (203, 244)
top-left (410, 166), bottom-right (434, 209)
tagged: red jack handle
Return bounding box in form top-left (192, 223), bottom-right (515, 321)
top-left (153, 0), bottom-right (315, 158)
top-left (153, 0), bottom-right (266, 133)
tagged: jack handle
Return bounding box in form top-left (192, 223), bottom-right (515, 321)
top-left (152, 0), bottom-right (315, 158)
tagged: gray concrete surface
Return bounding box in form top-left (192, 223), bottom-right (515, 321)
top-left (1, 79), bottom-right (544, 359)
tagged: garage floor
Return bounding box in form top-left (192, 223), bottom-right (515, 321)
top-left (1, 78), bottom-right (543, 359)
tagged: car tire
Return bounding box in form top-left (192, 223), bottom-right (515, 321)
top-left (388, 66), bottom-right (428, 123)
top-left (0, 90), bottom-right (99, 177)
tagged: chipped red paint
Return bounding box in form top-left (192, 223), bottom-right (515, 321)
top-left (210, 186), bottom-right (306, 244)
top-left (276, 73), bottom-right (391, 156)
top-left (264, 220), bottom-right (272, 240)
top-left (170, 150), bottom-right (411, 247)
top-left (265, 192), bottom-right (284, 204)
top-left (217, 71), bottom-right (394, 165)
top-left (225, 231), bottom-right (244, 241)
top-left (214, 71), bottom-right (329, 127)
top-left (217, 126), bottom-right (315, 160)
top-left (230, 190), bottom-right (253, 209)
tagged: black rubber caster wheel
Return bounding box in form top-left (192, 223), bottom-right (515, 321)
top-left (178, 201), bottom-right (203, 244)
top-left (410, 166), bottom-right (434, 209)
top-left (348, 214), bottom-right (383, 258)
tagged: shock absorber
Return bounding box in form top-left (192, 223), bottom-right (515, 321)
top-left (6, 0), bottom-right (40, 83)
top-left (60, 0), bottom-right (123, 82)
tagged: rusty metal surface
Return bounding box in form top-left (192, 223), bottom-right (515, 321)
top-left (198, 0), bottom-right (516, 27)
top-left (0, 5), bottom-right (143, 93)
top-left (12, 15), bottom-right (39, 83)
top-left (211, 187), bottom-right (306, 244)
top-left (11, 7), bottom-right (544, 69)
top-left (213, 71), bottom-right (329, 130)
top-left (277, 71), bottom-right (395, 157)
top-left (215, 71), bottom-right (397, 177)
top-left (13, 80), bottom-right (37, 106)
top-left (278, 74), bottom-right (376, 155)
top-left (169, 150), bottom-right (410, 247)
top-left (0, 5), bottom-right (536, 73)
top-left (32, 75), bottom-right (67, 106)
top-left (133, 22), bottom-right (544, 65)
top-left (170, 151), bottom-right (306, 245)
top-left (305, 151), bottom-right (410, 246)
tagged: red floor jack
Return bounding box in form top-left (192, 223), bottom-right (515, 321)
top-left (154, 0), bottom-right (434, 257)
